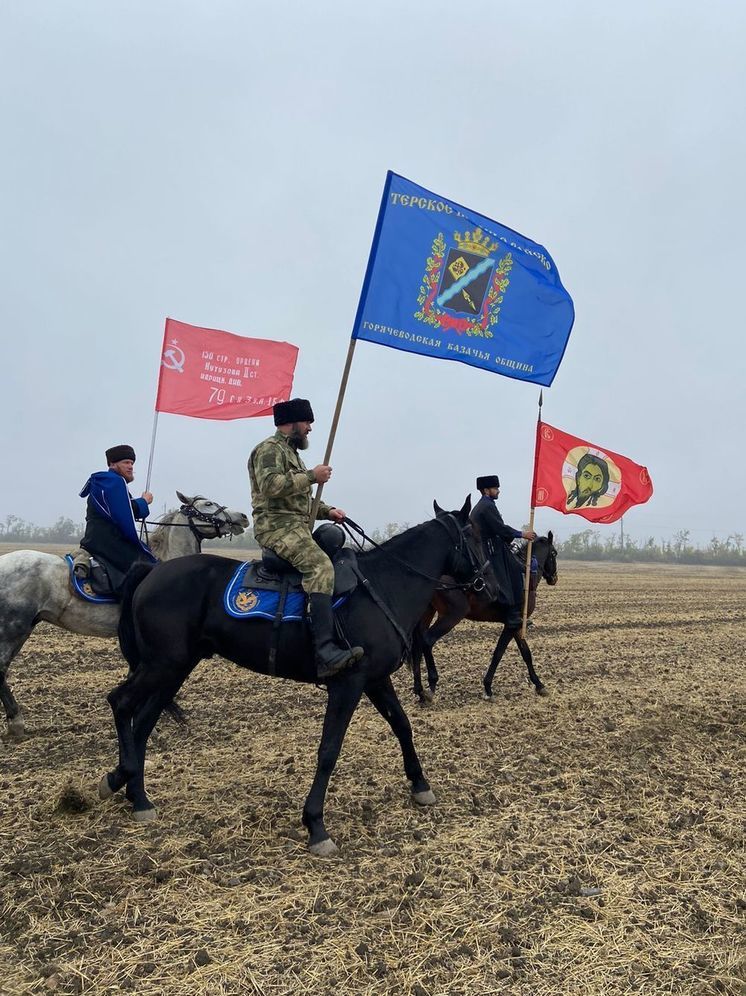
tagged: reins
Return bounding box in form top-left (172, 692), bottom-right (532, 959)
top-left (142, 500), bottom-right (234, 548)
top-left (340, 516), bottom-right (487, 592)
top-left (512, 536), bottom-right (558, 586)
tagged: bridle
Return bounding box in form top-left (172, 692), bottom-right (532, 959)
top-left (542, 541), bottom-right (559, 586)
top-left (515, 536), bottom-right (559, 587)
top-left (434, 513), bottom-right (489, 592)
top-left (180, 499), bottom-right (232, 542)
top-left (143, 498), bottom-right (234, 547)
top-left (341, 514), bottom-right (488, 593)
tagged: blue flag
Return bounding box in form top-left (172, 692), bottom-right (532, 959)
top-left (351, 172), bottom-right (574, 387)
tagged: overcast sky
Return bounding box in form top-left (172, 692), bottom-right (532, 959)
top-left (2, 0), bottom-right (744, 545)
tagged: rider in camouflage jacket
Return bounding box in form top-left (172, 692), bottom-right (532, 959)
top-left (248, 398), bottom-right (363, 679)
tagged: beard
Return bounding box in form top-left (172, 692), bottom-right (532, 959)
top-left (289, 426), bottom-right (310, 450)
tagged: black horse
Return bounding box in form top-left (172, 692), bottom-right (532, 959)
top-left (412, 533), bottom-right (558, 702)
top-left (102, 499), bottom-right (484, 855)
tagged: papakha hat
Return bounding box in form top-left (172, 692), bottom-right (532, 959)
top-left (476, 475), bottom-right (500, 490)
top-left (106, 444), bottom-right (136, 464)
top-left (273, 398), bottom-right (314, 426)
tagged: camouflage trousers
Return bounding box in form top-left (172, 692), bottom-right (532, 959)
top-left (255, 523), bottom-right (334, 595)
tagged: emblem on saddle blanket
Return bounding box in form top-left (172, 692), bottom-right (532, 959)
top-left (223, 562), bottom-right (348, 622)
top-left (223, 562), bottom-right (307, 621)
top-left (234, 589), bottom-right (259, 612)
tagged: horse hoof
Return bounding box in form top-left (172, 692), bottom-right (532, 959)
top-left (309, 837), bottom-right (338, 858)
top-left (412, 789), bottom-right (436, 807)
top-left (98, 775), bottom-right (115, 800)
top-left (133, 806), bottom-right (157, 823)
top-left (536, 686), bottom-right (549, 697)
top-left (481, 692), bottom-right (493, 701)
top-left (7, 718), bottom-right (26, 739)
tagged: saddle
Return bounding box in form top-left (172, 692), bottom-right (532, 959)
top-left (66, 550), bottom-right (117, 603)
top-left (224, 522), bottom-right (412, 670)
top-left (245, 523), bottom-right (359, 601)
top-left (224, 524), bottom-right (362, 674)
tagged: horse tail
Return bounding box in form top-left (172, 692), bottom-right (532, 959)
top-left (117, 563), bottom-right (154, 668)
top-left (407, 622), bottom-right (425, 672)
top-left (117, 562), bottom-right (187, 726)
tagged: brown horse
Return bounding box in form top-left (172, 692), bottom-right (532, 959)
top-left (412, 534), bottom-right (558, 702)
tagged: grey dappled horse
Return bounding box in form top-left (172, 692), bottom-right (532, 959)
top-left (0, 492), bottom-right (248, 737)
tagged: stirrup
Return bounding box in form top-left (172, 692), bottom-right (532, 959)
top-left (316, 645), bottom-right (364, 680)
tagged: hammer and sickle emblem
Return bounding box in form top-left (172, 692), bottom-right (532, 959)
top-left (161, 344), bottom-right (186, 373)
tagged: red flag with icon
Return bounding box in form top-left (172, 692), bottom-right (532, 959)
top-left (155, 318), bottom-right (298, 421)
top-left (532, 421), bottom-right (653, 524)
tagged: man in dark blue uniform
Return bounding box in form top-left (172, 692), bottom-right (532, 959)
top-left (79, 444), bottom-right (157, 595)
top-left (470, 474), bottom-right (536, 628)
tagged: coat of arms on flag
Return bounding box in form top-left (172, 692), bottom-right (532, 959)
top-left (415, 228), bottom-right (513, 337)
top-left (352, 172), bottom-right (574, 387)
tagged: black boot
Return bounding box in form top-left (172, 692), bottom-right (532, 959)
top-left (309, 593), bottom-right (364, 680)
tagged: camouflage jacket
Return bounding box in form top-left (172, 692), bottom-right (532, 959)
top-left (248, 430), bottom-right (333, 537)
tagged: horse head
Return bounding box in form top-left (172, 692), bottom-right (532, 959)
top-left (513, 533), bottom-right (559, 587)
top-left (539, 530), bottom-right (559, 586)
top-left (432, 496), bottom-right (485, 588)
top-left (175, 491), bottom-right (250, 539)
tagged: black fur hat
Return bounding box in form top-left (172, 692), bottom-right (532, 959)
top-left (106, 444), bottom-right (136, 464)
top-left (476, 475), bottom-right (500, 491)
top-left (273, 398), bottom-right (314, 426)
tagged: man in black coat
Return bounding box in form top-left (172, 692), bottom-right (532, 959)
top-left (79, 444), bottom-right (157, 595)
top-left (470, 474), bottom-right (536, 627)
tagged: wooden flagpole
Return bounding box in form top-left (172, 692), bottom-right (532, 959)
top-left (307, 173), bottom-right (393, 527)
top-left (309, 338), bottom-right (358, 524)
top-left (520, 390), bottom-right (543, 639)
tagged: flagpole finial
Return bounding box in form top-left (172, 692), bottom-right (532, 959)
top-left (539, 389), bottom-right (543, 409)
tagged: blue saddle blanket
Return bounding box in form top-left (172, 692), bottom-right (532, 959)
top-left (223, 562), bottom-right (348, 621)
top-left (65, 555), bottom-right (118, 604)
top-left (224, 561), bottom-right (306, 621)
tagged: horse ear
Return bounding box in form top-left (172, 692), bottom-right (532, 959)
top-left (460, 494), bottom-right (472, 517)
top-left (176, 490), bottom-right (193, 505)
top-left (433, 500), bottom-right (445, 516)
top-left (548, 530), bottom-right (554, 544)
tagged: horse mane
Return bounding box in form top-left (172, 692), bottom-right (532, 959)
top-left (358, 520), bottom-right (433, 567)
top-left (148, 509), bottom-right (183, 558)
top-left (512, 536), bottom-right (549, 563)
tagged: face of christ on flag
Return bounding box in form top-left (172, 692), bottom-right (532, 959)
top-left (562, 446), bottom-right (622, 510)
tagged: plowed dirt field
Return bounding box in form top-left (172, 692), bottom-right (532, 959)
top-left (1, 560), bottom-right (744, 995)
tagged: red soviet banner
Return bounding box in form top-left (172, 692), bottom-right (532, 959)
top-left (155, 318), bottom-right (298, 421)
top-left (532, 421), bottom-right (653, 524)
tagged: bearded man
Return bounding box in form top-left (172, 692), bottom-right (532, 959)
top-left (79, 444), bottom-right (157, 595)
top-left (471, 474), bottom-right (536, 629)
top-left (248, 398), bottom-right (363, 679)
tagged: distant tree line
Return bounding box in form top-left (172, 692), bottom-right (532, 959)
top-left (0, 515), bottom-right (84, 544)
top-left (0, 513), bottom-right (263, 550)
top-left (356, 522), bottom-right (746, 567)
top-left (558, 528), bottom-right (745, 566)
top-left (2, 515), bottom-right (744, 566)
